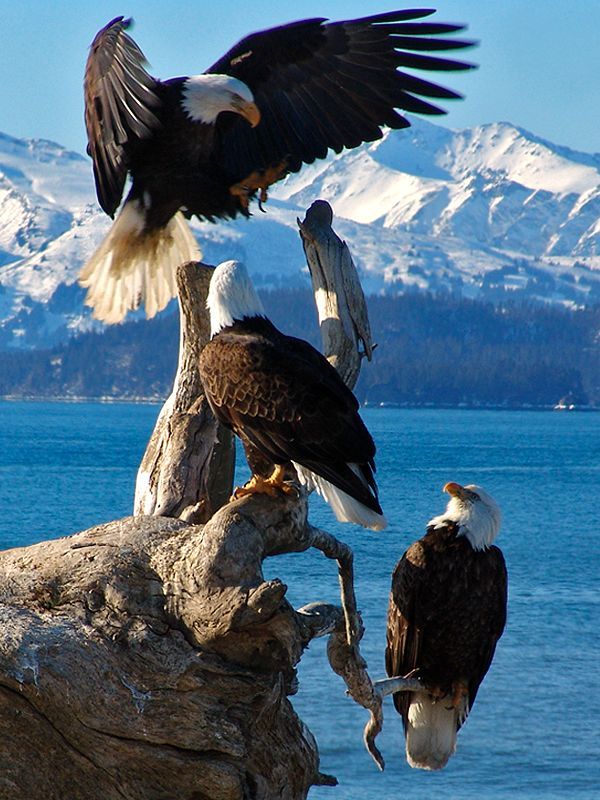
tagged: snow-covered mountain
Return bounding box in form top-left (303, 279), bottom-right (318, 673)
top-left (0, 118), bottom-right (599, 349)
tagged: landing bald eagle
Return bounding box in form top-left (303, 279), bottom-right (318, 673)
top-left (385, 482), bottom-right (507, 770)
top-left (80, 10), bottom-right (473, 322)
top-left (198, 260), bottom-right (386, 530)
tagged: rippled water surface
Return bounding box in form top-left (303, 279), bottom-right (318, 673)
top-left (1, 403), bottom-right (598, 798)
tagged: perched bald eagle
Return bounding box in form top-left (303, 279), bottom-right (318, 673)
top-left (198, 260), bottom-right (386, 530)
top-left (385, 482), bottom-right (507, 770)
top-left (80, 10), bottom-right (473, 322)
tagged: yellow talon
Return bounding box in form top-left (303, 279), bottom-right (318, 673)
top-left (230, 464), bottom-right (298, 501)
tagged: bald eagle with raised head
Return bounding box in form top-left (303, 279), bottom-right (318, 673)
top-left (385, 481), bottom-right (507, 770)
top-left (80, 10), bottom-right (474, 322)
top-left (198, 260), bottom-right (386, 530)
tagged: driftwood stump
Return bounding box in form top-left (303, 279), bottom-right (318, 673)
top-left (0, 508), bottom-right (321, 799)
top-left (134, 262), bottom-right (235, 524)
top-left (0, 201), bottom-right (402, 798)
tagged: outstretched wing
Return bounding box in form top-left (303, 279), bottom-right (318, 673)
top-left (84, 17), bottom-right (161, 216)
top-left (199, 326), bottom-right (379, 508)
top-left (207, 9), bottom-right (474, 180)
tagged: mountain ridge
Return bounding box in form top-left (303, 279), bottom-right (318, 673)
top-left (0, 117), bottom-right (598, 350)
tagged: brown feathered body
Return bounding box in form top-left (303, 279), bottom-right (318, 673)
top-left (199, 315), bottom-right (385, 528)
top-left (386, 519), bottom-right (507, 769)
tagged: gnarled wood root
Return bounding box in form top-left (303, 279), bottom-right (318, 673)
top-left (0, 489), bottom-right (386, 797)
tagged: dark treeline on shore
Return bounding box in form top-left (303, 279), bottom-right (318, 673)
top-left (0, 289), bottom-right (598, 408)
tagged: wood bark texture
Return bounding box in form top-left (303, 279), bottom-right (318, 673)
top-left (0, 490), bottom-right (387, 797)
top-left (134, 261), bottom-right (235, 523)
top-left (0, 506), bottom-right (325, 799)
top-left (298, 200), bottom-right (374, 390)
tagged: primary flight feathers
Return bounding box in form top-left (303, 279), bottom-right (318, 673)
top-left (81, 10), bottom-right (474, 322)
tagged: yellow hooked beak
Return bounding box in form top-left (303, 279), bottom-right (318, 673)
top-left (443, 481), bottom-right (467, 499)
top-left (232, 98), bottom-right (261, 128)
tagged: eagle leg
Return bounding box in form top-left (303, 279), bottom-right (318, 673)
top-left (261, 463), bottom-right (299, 496)
top-left (446, 680), bottom-right (469, 710)
top-left (228, 183), bottom-right (252, 212)
top-left (229, 160), bottom-right (289, 213)
top-left (231, 464), bottom-right (298, 501)
top-left (426, 684), bottom-right (447, 702)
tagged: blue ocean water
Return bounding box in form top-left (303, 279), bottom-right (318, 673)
top-left (1, 402), bottom-right (599, 798)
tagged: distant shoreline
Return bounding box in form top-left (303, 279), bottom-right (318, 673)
top-left (1, 395), bottom-right (597, 412)
top-left (0, 395), bottom-right (163, 406)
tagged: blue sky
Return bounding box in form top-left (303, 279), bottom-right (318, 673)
top-left (1, 0), bottom-right (599, 155)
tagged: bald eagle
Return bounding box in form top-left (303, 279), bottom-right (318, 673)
top-left (198, 260), bottom-right (386, 530)
top-left (385, 482), bottom-right (507, 770)
top-left (80, 10), bottom-right (473, 322)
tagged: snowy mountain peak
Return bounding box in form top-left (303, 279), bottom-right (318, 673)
top-left (0, 119), bottom-right (599, 350)
top-left (440, 120), bottom-right (600, 195)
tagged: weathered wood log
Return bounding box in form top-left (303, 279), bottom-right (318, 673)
top-left (0, 486), bottom-right (387, 797)
top-left (0, 508), bottom-right (320, 799)
top-left (134, 261), bottom-right (235, 523)
top-left (298, 200), bottom-right (374, 390)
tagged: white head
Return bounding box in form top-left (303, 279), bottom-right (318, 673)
top-left (207, 260), bottom-right (265, 337)
top-left (182, 74), bottom-right (260, 127)
top-left (428, 482), bottom-right (502, 551)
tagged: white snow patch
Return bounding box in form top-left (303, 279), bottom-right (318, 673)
top-left (0, 118), bottom-right (599, 347)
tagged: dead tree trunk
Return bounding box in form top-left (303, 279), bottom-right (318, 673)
top-left (134, 261), bottom-right (235, 523)
top-left (0, 201), bottom-right (409, 798)
top-left (298, 200), bottom-right (374, 390)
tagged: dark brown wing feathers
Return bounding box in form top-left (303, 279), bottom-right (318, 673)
top-left (211, 10), bottom-right (474, 178)
top-left (84, 17), bottom-right (161, 215)
top-left (199, 319), bottom-right (380, 511)
top-left (386, 522), bottom-right (507, 727)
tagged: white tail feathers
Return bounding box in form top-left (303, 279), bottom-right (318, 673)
top-left (405, 691), bottom-right (467, 770)
top-left (292, 462), bottom-right (387, 530)
top-left (79, 200), bottom-right (201, 323)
